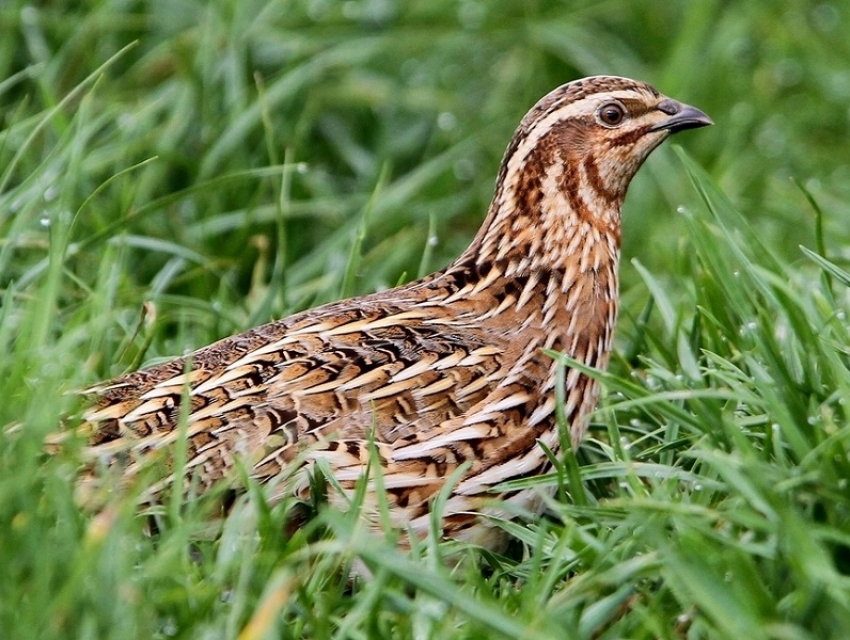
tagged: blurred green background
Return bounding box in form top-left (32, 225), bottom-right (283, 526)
top-left (3, 2), bottom-right (850, 638)
top-left (2, 0), bottom-right (848, 375)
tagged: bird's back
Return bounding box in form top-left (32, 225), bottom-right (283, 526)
top-left (83, 258), bottom-right (571, 536)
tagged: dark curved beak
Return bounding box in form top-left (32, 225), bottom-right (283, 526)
top-left (651, 99), bottom-right (713, 134)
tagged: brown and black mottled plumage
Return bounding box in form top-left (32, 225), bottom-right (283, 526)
top-left (79, 76), bottom-right (711, 544)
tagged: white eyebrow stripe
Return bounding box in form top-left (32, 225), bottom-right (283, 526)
top-left (507, 89), bottom-right (645, 177)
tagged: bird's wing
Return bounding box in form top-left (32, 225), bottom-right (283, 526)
top-left (80, 298), bottom-right (535, 502)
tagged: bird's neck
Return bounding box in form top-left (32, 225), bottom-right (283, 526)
top-left (456, 157), bottom-right (624, 278)
top-left (433, 156), bottom-right (623, 369)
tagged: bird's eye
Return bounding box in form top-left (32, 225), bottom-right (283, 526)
top-left (597, 103), bottom-right (626, 127)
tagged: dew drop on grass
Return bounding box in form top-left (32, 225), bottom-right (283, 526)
top-left (428, 235), bottom-right (439, 247)
top-left (457, 0), bottom-right (485, 29)
top-left (160, 617), bottom-right (177, 637)
top-left (453, 158), bottom-right (475, 181)
top-left (756, 122), bottom-right (786, 158)
top-left (179, 199), bottom-right (197, 217)
top-left (43, 184), bottom-right (58, 202)
top-left (774, 59), bottom-right (803, 87)
top-left (730, 101), bottom-right (755, 124)
top-left (307, 0), bottom-right (329, 21)
top-left (39, 215), bottom-right (50, 228)
top-left (20, 5), bottom-right (39, 24)
top-left (419, 598), bottom-right (448, 618)
top-left (739, 321), bottom-right (757, 336)
top-left (812, 3), bottom-right (840, 32)
top-left (342, 1), bottom-right (358, 19)
top-left (400, 58), bottom-right (419, 80)
top-left (296, 162), bottom-right (309, 174)
top-left (437, 112), bottom-right (457, 131)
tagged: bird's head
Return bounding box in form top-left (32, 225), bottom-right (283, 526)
top-left (496, 75), bottom-right (712, 217)
top-left (472, 76), bottom-right (711, 269)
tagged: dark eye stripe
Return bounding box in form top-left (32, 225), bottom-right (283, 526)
top-left (607, 124), bottom-right (656, 148)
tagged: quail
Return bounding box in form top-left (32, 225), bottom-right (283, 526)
top-left (81, 76), bottom-right (711, 544)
